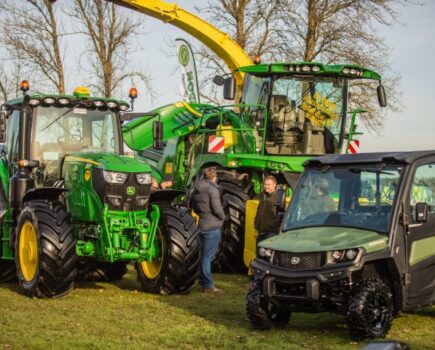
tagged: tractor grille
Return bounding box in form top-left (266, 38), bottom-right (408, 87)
top-left (272, 251), bottom-right (325, 270)
top-left (92, 169), bottom-right (151, 211)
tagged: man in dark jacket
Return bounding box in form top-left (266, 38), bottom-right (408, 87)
top-left (254, 175), bottom-right (284, 251)
top-left (192, 167), bottom-right (225, 293)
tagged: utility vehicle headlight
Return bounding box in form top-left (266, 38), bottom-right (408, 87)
top-left (103, 170), bottom-right (127, 184)
top-left (345, 249), bottom-right (358, 260)
top-left (135, 173), bottom-right (152, 185)
top-left (43, 97), bottom-right (56, 105)
top-left (332, 250), bottom-right (344, 262)
top-left (58, 98), bottom-right (70, 105)
top-left (29, 99), bottom-right (40, 106)
top-left (94, 100), bottom-right (105, 107)
top-left (258, 247), bottom-right (273, 258)
top-left (106, 101), bottom-right (118, 109)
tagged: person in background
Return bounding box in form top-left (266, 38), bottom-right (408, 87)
top-left (254, 175), bottom-right (284, 251)
top-left (191, 167), bottom-right (225, 294)
top-left (151, 177), bottom-right (173, 190)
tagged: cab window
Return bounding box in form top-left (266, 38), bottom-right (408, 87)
top-left (409, 163), bottom-right (435, 218)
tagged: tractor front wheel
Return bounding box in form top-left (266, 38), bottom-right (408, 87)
top-left (136, 205), bottom-right (200, 294)
top-left (15, 200), bottom-right (77, 298)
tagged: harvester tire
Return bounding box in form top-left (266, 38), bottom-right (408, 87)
top-left (15, 200), bottom-right (77, 298)
top-left (0, 259), bottom-right (16, 283)
top-left (136, 205), bottom-right (200, 294)
top-left (215, 172), bottom-right (255, 273)
top-left (246, 283), bottom-right (291, 330)
top-left (346, 278), bottom-right (394, 339)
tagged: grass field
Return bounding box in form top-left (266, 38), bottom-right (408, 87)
top-left (0, 269), bottom-right (434, 350)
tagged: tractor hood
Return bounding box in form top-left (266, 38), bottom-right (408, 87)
top-left (259, 226), bottom-right (388, 254)
top-left (64, 152), bottom-right (152, 173)
top-left (122, 101), bottom-right (213, 151)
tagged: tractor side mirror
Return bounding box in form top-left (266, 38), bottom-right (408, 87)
top-left (153, 120), bottom-right (164, 150)
top-left (0, 110), bottom-right (7, 143)
top-left (223, 76), bottom-right (236, 100)
top-left (415, 202), bottom-right (428, 223)
top-left (377, 83), bottom-right (387, 107)
top-left (212, 75), bottom-right (225, 86)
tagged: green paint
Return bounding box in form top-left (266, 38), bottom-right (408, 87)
top-left (409, 235), bottom-right (435, 266)
top-left (259, 226), bottom-right (388, 253)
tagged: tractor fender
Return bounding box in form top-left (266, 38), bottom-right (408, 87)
top-left (23, 187), bottom-right (68, 203)
top-left (149, 189), bottom-right (185, 204)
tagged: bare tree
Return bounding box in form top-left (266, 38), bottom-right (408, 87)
top-left (195, 0), bottom-right (282, 103)
top-left (0, 60), bottom-right (26, 103)
top-left (0, 0), bottom-right (66, 94)
top-left (276, 0), bottom-right (413, 129)
top-left (69, 0), bottom-right (152, 98)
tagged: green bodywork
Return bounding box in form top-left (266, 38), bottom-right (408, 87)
top-left (258, 226), bottom-right (388, 254)
top-left (0, 93), bottom-right (160, 264)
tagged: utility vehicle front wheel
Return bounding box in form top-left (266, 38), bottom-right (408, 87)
top-left (136, 205), bottom-right (200, 294)
top-left (0, 259), bottom-right (16, 283)
top-left (15, 200), bottom-right (77, 298)
top-left (346, 278), bottom-right (394, 339)
top-left (246, 284), bottom-right (291, 330)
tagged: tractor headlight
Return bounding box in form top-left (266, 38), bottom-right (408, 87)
top-left (29, 99), bottom-right (40, 106)
top-left (94, 100), bottom-right (105, 108)
top-left (258, 247), bottom-right (273, 258)
top-left (103, 170), bottom-right (127, 184)
top-left (119, 104), bottom-right (129, 111)
top-left (58, 98), bottom-right (70, 105)
top-left (106, 101), bottom-right (118, 109)
top-left (43, 97), bottom-right (56, 105)
top-left (135, 173), bottom-right (152, 185)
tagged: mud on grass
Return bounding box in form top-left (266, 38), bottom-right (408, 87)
top-left (0, 268), bottom-right (434, 350)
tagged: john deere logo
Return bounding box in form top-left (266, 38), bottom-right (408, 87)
top-left (179, 44), bottom-right (189, 66)
top-left (290, 256), bottom-right (300, 265)
top-left (126, 186), bottom-right (135, 196)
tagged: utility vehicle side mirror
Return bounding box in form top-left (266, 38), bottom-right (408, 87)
top-left (377, 83), bottom-right (387, 107)
top-left (415, 202), bottom-right (428, 222)
top-left (223, 76), bottom-right (236, 100)
top-left (153, 120), bottom-right (164, 150)
top-left (0, 110), bottom-right (7, 143)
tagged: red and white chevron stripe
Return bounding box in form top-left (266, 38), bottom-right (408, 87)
top-left (349, 140), bottom-right (360, 154)
top-left (208, 136), bottom-right (225, 153)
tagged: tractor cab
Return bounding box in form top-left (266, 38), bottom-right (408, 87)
top-left (224, 62), bottom-right (386, 156)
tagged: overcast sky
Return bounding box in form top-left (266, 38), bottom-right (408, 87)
top-left (66, 0), bottom-right (435, 153)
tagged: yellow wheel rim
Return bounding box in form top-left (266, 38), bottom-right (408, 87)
top-left (140, 228), bottom-right (164, 279)
top-left (19, 221), bottom-right (38, 282)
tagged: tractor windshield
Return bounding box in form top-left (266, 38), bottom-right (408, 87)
top-left (282, 166), bottom-right (403, 233)
top-left (31, 106), bottom-right (121, 184)
top-left (242, 74), bottom-right (346, 155)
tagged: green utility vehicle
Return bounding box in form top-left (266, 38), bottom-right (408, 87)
top-left (0, 83), bottom-right (200, 297)
top-left (123, 62), bottom-right (386, 272)
top-left (248, 151), bottom-right (435, 339)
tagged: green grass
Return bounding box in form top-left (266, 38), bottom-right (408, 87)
top-left (0, 269), bottom-right (434, 350)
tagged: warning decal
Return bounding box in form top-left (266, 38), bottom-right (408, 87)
top-left (208, 136), bottom-right (225, 154)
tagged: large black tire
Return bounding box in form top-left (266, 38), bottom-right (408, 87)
top-left (246, 283), bottom-right (291, 330)
top-left (214, 171), bottom-right (255, 273)
top-left (136, 205), bottom-right (200, 295)
top-left (77, 260), bottom-right (129, 282)
top-left (346, 278), bottom-right (394, 339)
top-left (15, 200), bottom-right (77, 298)
top-left (0, 259), bottom-right (16, 283)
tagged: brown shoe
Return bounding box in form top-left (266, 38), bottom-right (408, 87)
top-left (201, 287), bottom-right (224, 294)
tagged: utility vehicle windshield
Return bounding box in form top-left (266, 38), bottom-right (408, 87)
top-left (242, 74), bottom-right (346, 156)
top-left (282, 166), bottom-right (403, 233)
top-left (31, 106), bottom-right (121, 184)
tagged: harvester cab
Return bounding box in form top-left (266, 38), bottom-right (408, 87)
top-left (0, 82), bottom-right (200, 297)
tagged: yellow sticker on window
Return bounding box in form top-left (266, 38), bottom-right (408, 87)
top-left (84, 169), bottom-right (91, 181)
top-left (301, 92), bottom-right (338, 127)
top-left (165, 162), bottom-right (173, 174)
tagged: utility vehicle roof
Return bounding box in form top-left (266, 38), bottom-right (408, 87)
top-left (305, 151), bottom-right (435, 167)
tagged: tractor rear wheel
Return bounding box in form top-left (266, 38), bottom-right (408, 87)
top-left (0, 259), bottom-right (16, 283)
top-left (214, 171), bottom-right (255, 273)
top-left (136, 205), bottom-right (200, 294)
top-left (15, 200), bottom-right (77, 298)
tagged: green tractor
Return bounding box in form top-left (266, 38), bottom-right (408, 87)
top-left (0, 83), bottom-right (200, 297)
top-left (123, 62), bottom-right (387, 272)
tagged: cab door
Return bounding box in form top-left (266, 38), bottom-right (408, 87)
top-left (405, 160), bottom-right (435, 308)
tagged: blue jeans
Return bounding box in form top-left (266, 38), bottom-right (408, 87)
top-left (199, 228), bottom-right (221, 289)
